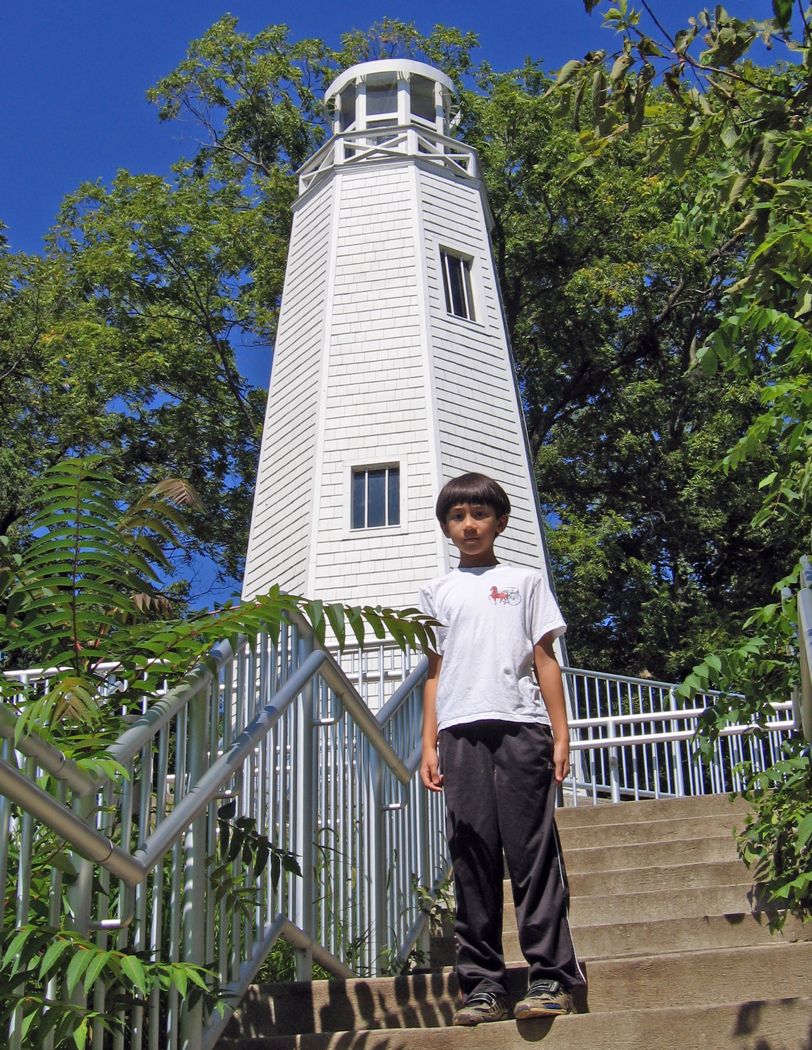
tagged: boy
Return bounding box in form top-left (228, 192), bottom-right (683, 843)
top-left (419, 472), bottom-right (584, 1026)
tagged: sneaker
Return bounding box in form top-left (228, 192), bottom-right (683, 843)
top-left (513, 979), bottom-right (574, 1019)
top-left (452, 990), bottom-right (510, 1026)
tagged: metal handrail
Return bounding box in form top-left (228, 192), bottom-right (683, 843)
top-left (0, 704), bottom-right (97, 796)
top-left (568, 701), bottom-right (792, 729)
top-left (200, 915), bottom-right (355, 1050)
top-left (108, 638), bottom-right (235, 766)
top-left (376, 656), bottom-right (428, 725)
top-left (1, 646), bottom-right (416, 887)
top-left (562, 664), bottom-right (739, 694)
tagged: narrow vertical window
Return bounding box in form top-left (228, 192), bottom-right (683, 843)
top-left (351, 466), bottom-right (400, 529)
top-left (440, 249), bottom-right (475, 320)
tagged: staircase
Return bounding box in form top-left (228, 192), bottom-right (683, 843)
top-left (217, 794), bottom-right (812, 1049)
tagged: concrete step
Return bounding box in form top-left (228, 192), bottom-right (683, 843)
top-left (568, 857), bottom-right (747, 897)
top-left (221, 941), bottom-right (812, 1039)
top-left (499, 911), bottom-right (812, 963)
top-left (570, 880), bottom-right (757, 926)
top-left (581, 940), bottom-right (812, 1013)
top-left (216, 995), bottom-right (812, 1049)
top-left (558, 811), bottom-right (746, 849)
top-left (564, 832), bottom-right (738, 873)
top-left (555, 793), bottom-right (749, 828)
top-left (430, 904), bottom-right (811, 969)
top-left (573, 910), bottom-right (810, 961)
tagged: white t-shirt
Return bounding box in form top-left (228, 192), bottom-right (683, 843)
top-left (418, 562), bottom-right (566, 732)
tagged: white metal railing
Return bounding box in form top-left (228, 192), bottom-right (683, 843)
top-left (561, 667), bottom-right (795, 804)
top-left (1, 633), bottom-right (802, 1050)
top-left (298, 124), bottom-right (478, 192)
top-left (0, 621), bottom-right (446, 1050)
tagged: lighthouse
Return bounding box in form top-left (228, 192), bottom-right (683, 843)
top-left (242, 58), bottom-right (560, 644)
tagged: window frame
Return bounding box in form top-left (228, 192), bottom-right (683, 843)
top-left (440, 248), bottom-right (476, 322)
top-left (349, 463), bottom-right (402, 532)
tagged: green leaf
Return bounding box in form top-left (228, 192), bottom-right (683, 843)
top-left (362, 606), bottom-right (387, 640)
top-left (346, 605), bottom-right (366, 647)
top-left (184, 966), bottom-right (210, 991)
top-left (720, 119), bottom-right (739, 150)
top-left (83, 949), bottom-right (114, 992)
top-left (72, 1019), bottom-right (90, 1050)
top-left (592, 69), bottom-right (607, 127)
top-left (609, 52), bottom-right (632, 83)
top-left (39, 937), bottom-right (73, 978)
top-left (705, 654), bottom-right (722, 674)
top-left (797, 813), bottom-right (812, 847)
top-left (171, 966), bottom-right (188, 997)
top-left (324, 603), bottom-right (346, 648)
top-left (66, 947), bottom-right (95, 995)
top-left (3, 927), bottom-right (39, 972)
top-left (772, 0), bottom-right (792, 29)
top-left (555, 59), bottom-right (583, 86)
top-left (119, 953), bottom-right (148, 995)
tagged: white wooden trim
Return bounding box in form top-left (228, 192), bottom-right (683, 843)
top-left (305, 176), bottom-right (341, 595)
top-left (410, 163), bottom-right (449, 576)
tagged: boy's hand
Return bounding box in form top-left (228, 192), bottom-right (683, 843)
top-left (553, 737), bottom-right (570, 783)
top-left (421, 746), bottom-right (444, 792)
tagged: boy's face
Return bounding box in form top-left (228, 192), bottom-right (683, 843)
top-left (442, 502), bottom-right (507, 567)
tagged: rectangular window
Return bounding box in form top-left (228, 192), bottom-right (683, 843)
top-left (441, 249), bottom-right (475, 321)
top-left (410, 76), bottom-right (436, 124)
top-left (351, 466), bottom-right (400, 529)
top-left (366, 78), bottom-right (398, 125)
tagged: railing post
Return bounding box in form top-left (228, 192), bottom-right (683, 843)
top-left (181, 687), bottom-right (208, 1050)
top-left (368, 750), bottom-right (387, 972)
top-left (293, 628), bottom-right (315, 979)
top-left (607, 717), bottom-right (621, 803)
top-left (668, 688), bottom-right (686, 797)
top-left (416, 772), bottom-right (431, 962)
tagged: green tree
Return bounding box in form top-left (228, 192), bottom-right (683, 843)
top-left (454, 56), bottom-right (797, 678)
top-left (0, 167), bottom-right (284, 590)
top-left (552, 0), bottom-right (811, 920)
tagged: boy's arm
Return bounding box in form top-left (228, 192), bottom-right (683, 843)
top-left (420, 650), bottom-right (444, 792)
top-left (533, 634), bottom-right (570, 783)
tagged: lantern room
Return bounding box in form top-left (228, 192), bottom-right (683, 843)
top-left (325, 59), bottom-right (455, 136)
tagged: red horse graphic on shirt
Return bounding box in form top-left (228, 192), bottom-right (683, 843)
top-left (489, 585), bottom-right (521, 606)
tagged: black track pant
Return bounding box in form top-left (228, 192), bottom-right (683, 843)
top-left (439, 719), bottom-right (585, 997)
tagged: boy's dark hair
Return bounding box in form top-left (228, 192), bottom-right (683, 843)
top-left (435, 473), bottom-right (511, 523)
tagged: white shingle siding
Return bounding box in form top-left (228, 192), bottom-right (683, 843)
top-left (417, 166), bottom-right (548, 575)
top-left (242, 181), bottom-right (335, 599)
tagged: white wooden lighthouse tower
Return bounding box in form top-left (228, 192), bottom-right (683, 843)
top-left (243, 59), bottom-right (559, 626)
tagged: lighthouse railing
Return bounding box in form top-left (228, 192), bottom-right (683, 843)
top-left (298, 125), bottom-right (478, 193)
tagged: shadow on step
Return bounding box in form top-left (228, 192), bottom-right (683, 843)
top-left (733, 998), bottom-right (812, 1049)
top-left (224, 964), bottom-right (591, 1042)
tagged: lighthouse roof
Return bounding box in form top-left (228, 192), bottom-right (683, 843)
top-left (325, 59), bottom-right (455, 102)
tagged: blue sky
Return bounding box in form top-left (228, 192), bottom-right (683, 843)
top-left (0, 1), bottom-right (775, 256)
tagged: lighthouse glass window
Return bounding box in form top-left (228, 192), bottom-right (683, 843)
top-left (441, 250), bottom-right (475, 321)
top-left (366, 77), bottom-right (398, 127)
top-left (352, 466), bottom-right (400, 529)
